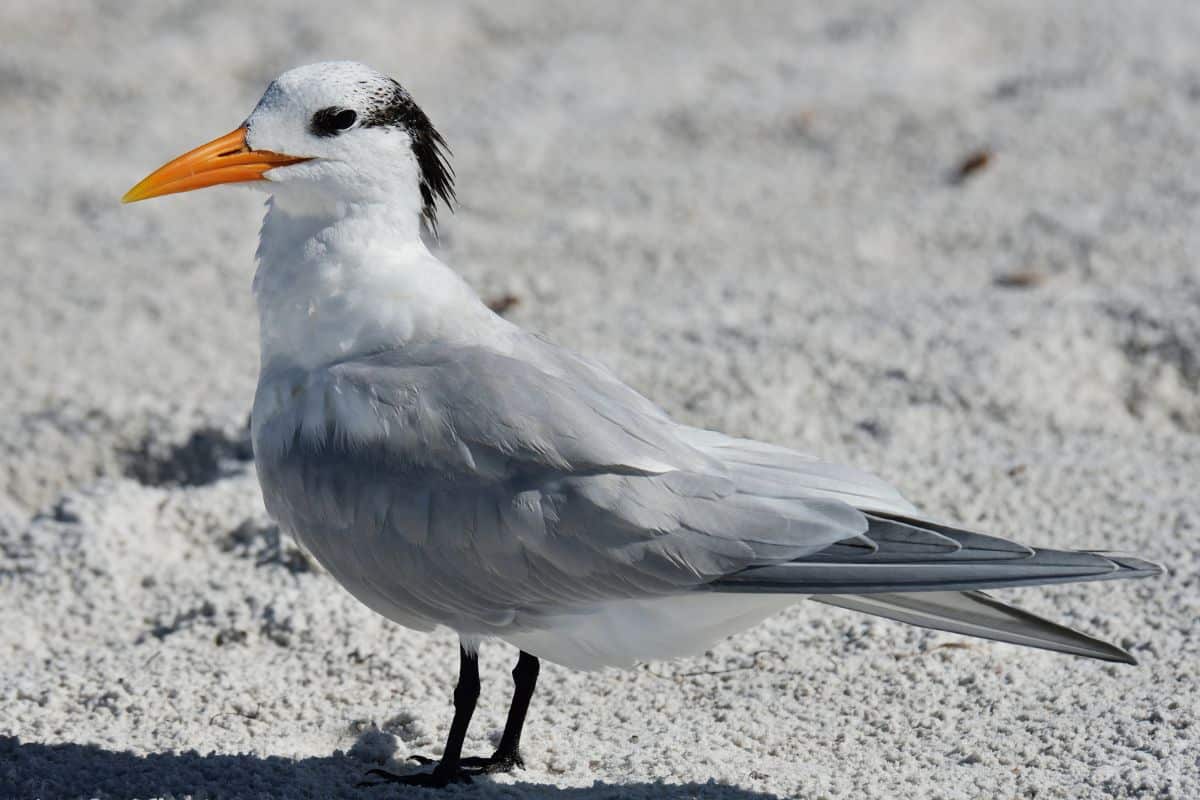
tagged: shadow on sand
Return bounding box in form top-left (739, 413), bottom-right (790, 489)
top-left (1, 737), bottom-right (788, 800)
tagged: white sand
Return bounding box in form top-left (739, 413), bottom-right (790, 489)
top-left (2, 2), bottom-right (1197, 798)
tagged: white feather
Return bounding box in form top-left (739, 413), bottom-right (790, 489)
top-left (500, 594), bottom-right (797, 671)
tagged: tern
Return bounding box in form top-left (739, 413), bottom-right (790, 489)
top-left (124, 61), bottom-right (1161, 787)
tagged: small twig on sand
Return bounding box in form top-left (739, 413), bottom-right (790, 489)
top-left (994, 269), bottom-right (1047, 289)
top-left (949, 149), bottom-right (992, 185)
top-left (642, 649), bottom-right (790, 680)
top-left (902, 642), bottom-right (977, 659)
top-left (486, 294), bottom-right (521, 315)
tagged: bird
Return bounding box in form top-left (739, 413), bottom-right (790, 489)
top-left (123, 61), bottom-right (1162, 788)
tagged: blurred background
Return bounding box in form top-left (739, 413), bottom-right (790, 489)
top-left (1, 3), bottom-right (1197, 799)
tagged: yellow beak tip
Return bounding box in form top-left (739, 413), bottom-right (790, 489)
top-left (121, 178), bottom-right (155, 203)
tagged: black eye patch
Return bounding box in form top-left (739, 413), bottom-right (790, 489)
top-left (310, 107), bottom-right (359, 137)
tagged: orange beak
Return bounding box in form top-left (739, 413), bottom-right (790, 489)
top-left (122, 127), bottom-right (310, 203)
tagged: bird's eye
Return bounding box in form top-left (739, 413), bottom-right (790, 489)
top-left (311, 107), bottom-right (359, 137)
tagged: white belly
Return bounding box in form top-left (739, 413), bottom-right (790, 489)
top-left (499, 593), bottom-right (799, 671)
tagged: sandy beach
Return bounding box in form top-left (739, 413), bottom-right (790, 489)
top-left (1, 2), bottom-right (1197, 798)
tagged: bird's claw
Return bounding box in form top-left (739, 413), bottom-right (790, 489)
top-left (459, 751), bottom-right (525, 775)
top-left (359, 750), bottom-right (523, 787)
top-left (358, 765), bottom-right (474, 788)
top-left (402, 749), bottom-right (524, 774)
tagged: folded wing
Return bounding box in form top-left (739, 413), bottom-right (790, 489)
top-left (255, 336), bottom-right (1159, 661)
top-left (255, 339), bottom-right (875, 631)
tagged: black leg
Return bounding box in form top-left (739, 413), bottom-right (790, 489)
top-left (495, 650), bottom-right (540, 766)
top-left (362, 645), bottom-right (480, 788)
top-left (459, 650), bottom-right (540, 774)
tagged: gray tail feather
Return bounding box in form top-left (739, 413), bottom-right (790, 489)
top-left (712, 513), bottom-right (1163, 594)
top-left (708, 514), bottom-right (1162, 662)
top-left (812, 590), bottom-right (1137, 664)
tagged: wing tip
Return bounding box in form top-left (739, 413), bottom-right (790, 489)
top-left (1108, 647), bottom-right (1139, 666)
top-left (813, 591), bottom-right (1146, 665)
top-left (1088, 551), bottom-right (1165, 580)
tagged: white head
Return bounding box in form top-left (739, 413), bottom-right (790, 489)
top-left (123, 61), bottom-right (455, 233)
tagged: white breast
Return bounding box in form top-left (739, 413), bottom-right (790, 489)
top-left (254, 204), bottom-right (487, 366)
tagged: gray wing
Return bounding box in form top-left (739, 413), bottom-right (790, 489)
top-left (710, 513), bottom-right (1161, 664)
top-left (254, 338), bottom-right (873, 631)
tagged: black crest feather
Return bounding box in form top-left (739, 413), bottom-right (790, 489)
top-left (361, 80), bottom-right (455, 236)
